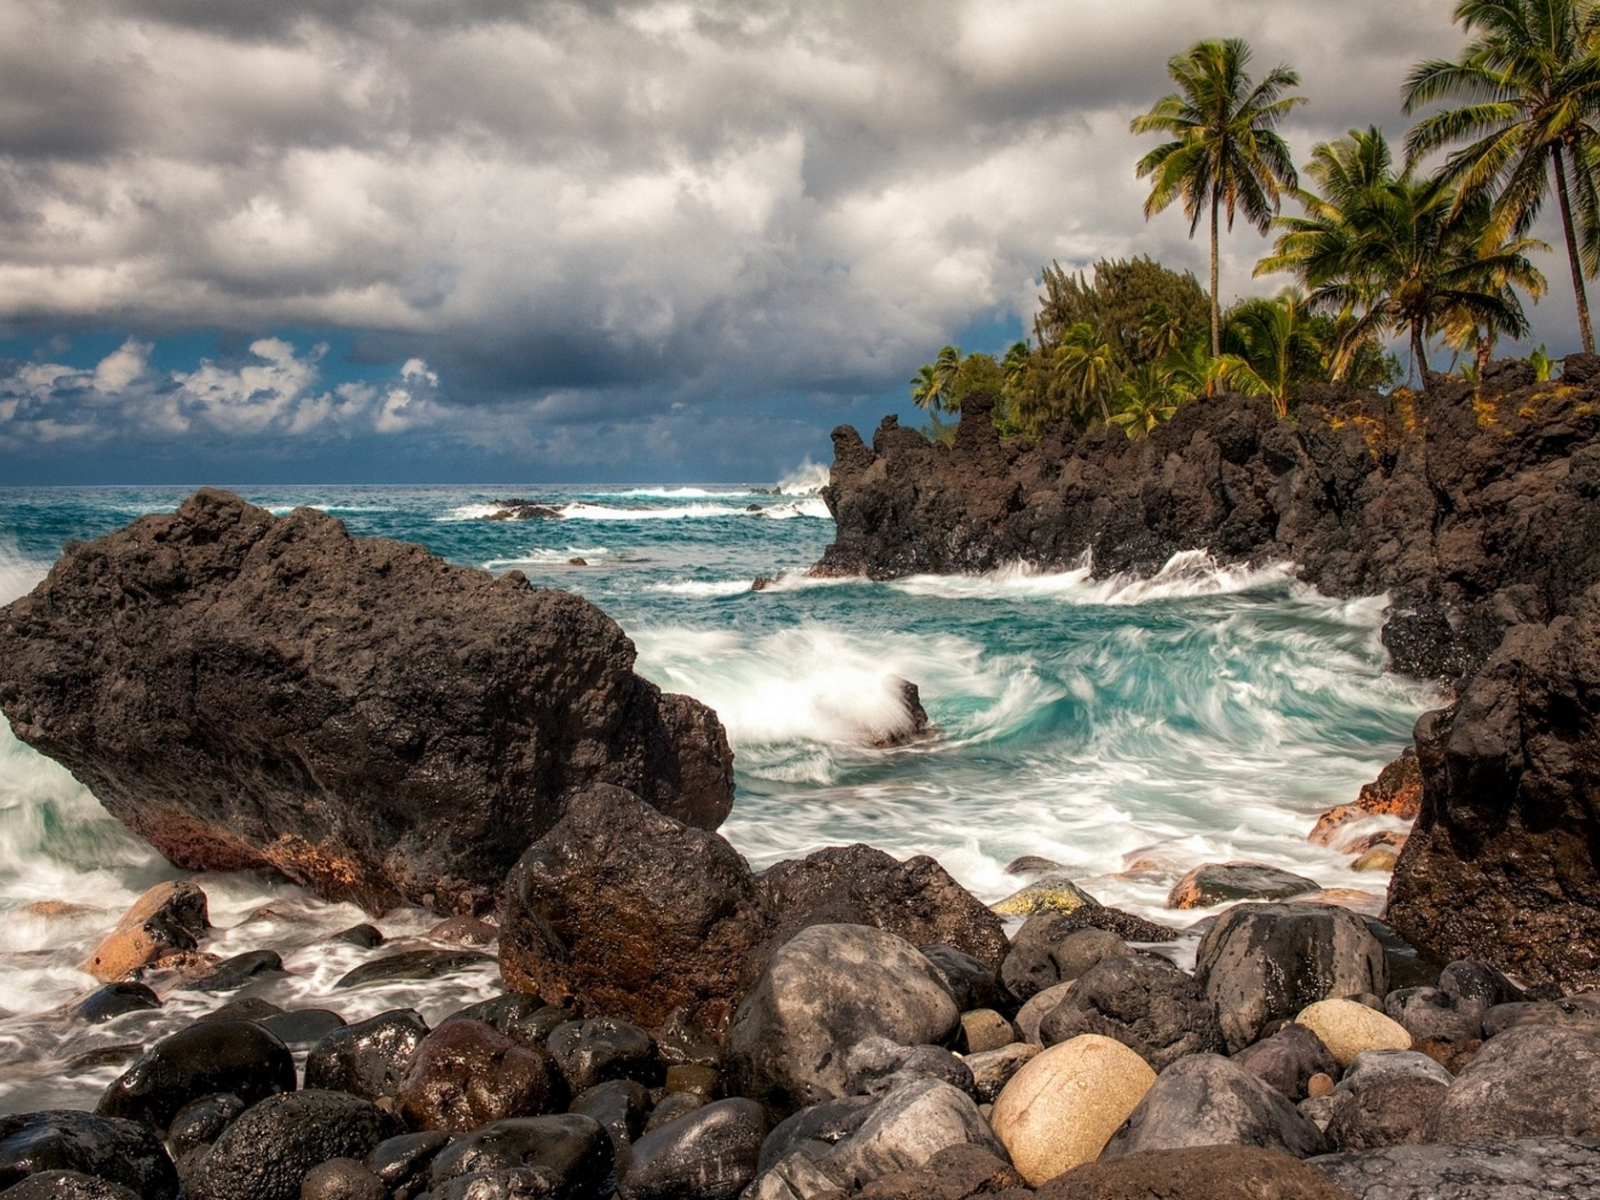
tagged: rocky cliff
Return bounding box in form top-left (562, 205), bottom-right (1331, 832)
top-left (0, 489), bottom-right (734, 914)
top-left (815, 364), bottom-right (1600, 987)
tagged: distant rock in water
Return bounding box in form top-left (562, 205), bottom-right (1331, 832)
top-left (0, 489), bottom-right (734, 914)
top-left (482, 499), bottom-right (565, 520)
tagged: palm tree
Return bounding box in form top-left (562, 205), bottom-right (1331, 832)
top-left (1132, 38), bottom-right (1305, 358)
top-left (1403, 0), bottom-right (1600, 353)
top-left (1220, 291), bottom-right (1325, 416)
top-left (1053, 323), bottom-right (1117, 424)
top-left (1111, 364), bottom-right (1182, 436)
top-left (1261, 127), bottom-right (1547, 388)
top-left (909, 344), bottom-right (964, 412)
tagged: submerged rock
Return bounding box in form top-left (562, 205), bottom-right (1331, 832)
top-left (991, 874), bottom-right (1098, 917)
top-left (81, 882), bottom-right (209, 982)
top-left (1166, 862), bottom-right (1320, 910)
top-left (0, 489), bottom-right (733, 914)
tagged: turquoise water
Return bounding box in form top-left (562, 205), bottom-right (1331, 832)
top-left (0, 477), bottom-right (1436, 1106)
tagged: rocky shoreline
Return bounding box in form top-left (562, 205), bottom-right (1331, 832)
top-left (815, 368), bottom-right (1600, 993)
top-left (0, 482), bottom-right (1595, 1197)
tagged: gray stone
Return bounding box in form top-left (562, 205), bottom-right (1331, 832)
top-left (1015, 981), bottom-right (1074, 1047)
top-left (725, 925), bottom-right (959, 1114)
top-left (1001, 921), bottom-right (1131, 1003)
top-left (1194, 903), bottom-right (1388, 1052)
top-left (821, 1079), bottom-right (1007, 1190)
top-left (1383, 987), bottom-right (1482, 1043)
top-left (1037, 955), bottom-right (1223, 1071)
top-left (919, 946), bottom-right (1009, 1014)
top-left (1437, 960), bottom-right (1523, 1009)
top-left (424, 1114), bottom-right (612, 1195)
top-left (961, 1044), bottom-right (1039, 1105)
top-left (1481, 994), bottom-right (1600, 1038)
top-left (1323, 1074), bottom-right (1448, 1152)
top-left (1099, 1054), bottom-right (1330, 1161)
top-left (1337, 1050), bottom-right (1453, 1094)
top-left (757, 1096), bottom-right (878, 1176)
top-left (1312, 1137), bottom-right (1600, 1199)
top-left (842, 1038), bottom-right (975, 1099)
top-left (1167, 862), bottom-right (1320, 909)
top-left (1231, 1023), bottom-right (1338, 1102)
top-left (1427, 1024), bottom-right (1600, 1141)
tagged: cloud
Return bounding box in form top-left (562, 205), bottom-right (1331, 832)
top-left (4, 0), bottom-right (1578, 477)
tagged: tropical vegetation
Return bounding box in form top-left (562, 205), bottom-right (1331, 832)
top-left (907, 4), bottom-right (1600, 442)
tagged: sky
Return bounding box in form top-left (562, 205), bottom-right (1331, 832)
top-left (0, 0), bottom-right (1574, 484)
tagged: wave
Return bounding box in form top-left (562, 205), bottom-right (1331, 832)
top-left (775, 460), bottom-right (830, 495)
top-left (644, 579), bottom-right (755, 598)
top-left (757, 499), bottom-right (832, 520)
top-left (614, 486), bottom-right (732, 499)
top-left (0, 546), bottom-right (47, 607)
top-left (889, 551), bottom-right (1297, 605)
top-left (482, 548), bottom-right (609, 569)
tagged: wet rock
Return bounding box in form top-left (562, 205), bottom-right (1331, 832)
top-left (1001, 920), bottom-right (1133, 1003)
top-left (1312, 1136), bottom-right (1600, 1200)
top-left (304, 1009), bottom-right (428, 1103)
top-left (184, 1090), bottom-right (394, 1200)
top-left (1309, 751), bottom-right (1423, 845)
top-left (73, 983), bottom-right (161, 1025)
top-left (1004, 856), bottom-right (1062, 876)
top-left (865, 679), bottom-right (930, 749)
top-left (918, 945), bottom-right (1009, 1014)
top-left (758, 844), bottom-right (1008, 972)
top-left (200, 997), bottom-right (283, 1024)
top-left (822, 1079), bottom-right (1005, 1191)
top-left (842, 1038), bottom-right (975, 1099)
top-left (1166, 863), bottom-right (1320, 909)
top-left (1194, 903), bottom-right (1388, 1052)
top-left (364, 1132), bottom-right (450, 1199)
top-left (395, 1019), bottom-right (558, 1133)
top-left (725, 924), bottom-right (959, 1115)
top-left (499, 784), bottom-right (767, 1032)
top-left (664, 1064), bottom-right (719, 1101)
top-left (0, 489), bottom-right (733, 914)
top-left (1426, 1023), bottom-right (1600, 1140)
top-left (991, 875), bottom-right (1098, 918)
top-left (186, 950), bottom-right (284, 993)
top-left (643, 1094), bottom-right (703, 1134)
top-left (1036, 1144), bottom-right (1354, 1200)
top-left (80, 882), bottom-right (210, 982)
top-left (426, 915), bottom-right (499, 946)
top-left (1386, 595), bottom-right (1600, 991)
top-left (1037, 955), bottom-right (1223, 1071)
top-left (329, 924), bottom-right (383, 949)
top-left (1349, 846), bottom-right (1397, 872)
top-left (334, 950), bottom-right (493, 990)
top-left (989, 1034), bottom-right (1156, 1186)
top-left (299, 1158), bottom-right (387, 1200)
top-left (1437, 959), bottom-right (1524, 1009)
top-left (545, 1018), bottom-right (656, 1094)
top-left (570, 1079), bottom-right (649, 1157)
top-left (0, 1173), bottom-right (141, 1199)
top-left (1101, 1054), bottom-right (1329, 1160)
top-left (756, 1096), bottom-right (878, 1177)
top-left (0, 1112), bottom-right (176, 1200)
top-left (1294, 999), bottom-right (1411, 1069)
top-left (616, 1098), bottom-right (766, 1200)
top-left (97, 1020), bottom-right (296, 1134)
top-left (1230, 1022), bottom-right (1338, 1101)
top-left (255, 1008), bottom-right (345, 1047)
top-left (424, 1114), bottom-right (611, 1196)
top-left (167, 1094), bottom-right (247, 1159)
top-left (445, 995), bottom-right (572, 1050)
top-left (961, 1043), bottom-right (1038, 1105)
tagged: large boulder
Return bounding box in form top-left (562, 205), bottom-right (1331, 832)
top-left (1036, 1145), bottom-right (1355, 1200)
top-left (724, 924), bottom-right (959, 1114)
top-left (1037, 955), bottom-right (1223, 1071)
top-left (0, 1112), bottom-right (176, 1200)
top-left (393, 1019), bottom-right (558, 1133)
top-left (1425, 1024), bottom-right (1600, 1141)
top-left (1312, 1137), bottom-right (1600, 1200)
top-left (500, 784), bottom-right (767, 1032)
top-left (97, 1021), bottom-right (296, 1134)
top-left (179, 1091), bottom-right (394, 1200)
top-left (0, 489), bottom-right (733, 913)
top-left (1387, 592), bottom-right (1600, 990)
top-left (1194, 904), bottom-right (1388, 1053)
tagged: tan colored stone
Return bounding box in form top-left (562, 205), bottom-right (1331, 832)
top-left (1350, 845), bottom-right (1400, 873)
top-left (81, 881), bottom-right (209, 982)
top-left (1307, 1072), bottom-right (1335, 1098)
top-left (23, 900), bottom-right (96, 918)
top-left (1339, 830), bottom-right (1407, 856)
top-left (1309, 752), bottom-right (1422, 845)
top-left (1295, 998), bottom-right (1412, 1069)
top-left (665, 1063), bottom-right (720, 1100)
top-left (989, 1033), bottom-right (1156, 1187)
top-left (959, 1008), bottom-right (1016, 1054)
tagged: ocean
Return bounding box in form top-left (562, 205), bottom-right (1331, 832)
top-left (0, 473), bottom-right (1436, 1112)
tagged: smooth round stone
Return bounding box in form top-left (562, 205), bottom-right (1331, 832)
top-left (1295, 999), bottom-right (1412, 1069)
top-left (1307, 1073), bottom-right (1335, 1098)
top-left (299, 1157), bottom-right (387, 1200)
top-left (73, 983), bottom-right (161, 1025)
top-left (958, 1009), bottom-right (1015, 1055)
top-left (989, 1033), bottom-right (1156, 1187)
top-left (616, 1098), bottom-right (765, 1200)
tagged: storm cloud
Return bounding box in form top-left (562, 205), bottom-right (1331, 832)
top-left (1, 0), bottom-right (1542, 480)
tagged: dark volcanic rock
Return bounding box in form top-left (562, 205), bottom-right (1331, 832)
top-left (545, 1018), bottom-right (657, 1094)
top-left (0, 1112), bottom-right (176, 1200)
top-left (334, 950), bottom-right (493, 989)
top-left (0, 1172), bottom-right (142, 1200)
top-left (1231, 1023), bottom-right (1338, 1102)
top-left (0, 488), bottom-right (734, 914)
top-left (305, 1009), bottom-right (428, 1102)
top-left (1038, 955), bottom-right (1223, 1071)
top-left (167, 1093), bottom-right (248, 1159)
top-left (616, 1098), bottom-right (767, 1200)
top-left (394, 1019), bottom-right (558, 1132)
top-left (1167, 862), bottom-right (1319, 909)
top-left (184, 1090), bottom-right (394, 1200)
top-left (1386, 590), bottom-right (1600, 991)
top-left (1194, 903), bottom-right (1388, 1053)
top-left (1001, 919), bottom-right (1133, 1004)
top-left (73, 983), bottom-right (161, 1025)
top-left (97, 1020), bottom-right (296, 1134)
top-left (424, 1114), bottom-right (611, 1195)
top-left (757, 843), bottom-right (1008, 972)
top-left (499, 784), bottom-right (767, 1032)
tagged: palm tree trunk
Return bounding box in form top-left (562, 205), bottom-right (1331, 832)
top-left (1209, 194), bottom-right (1221, 360)
top-left (1553, 143), bottom-right (1596, 356)
top-left (1476, 332), bottom-right (1491, 379)
top-left (1411, 322), bottom-right (1428, 392)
